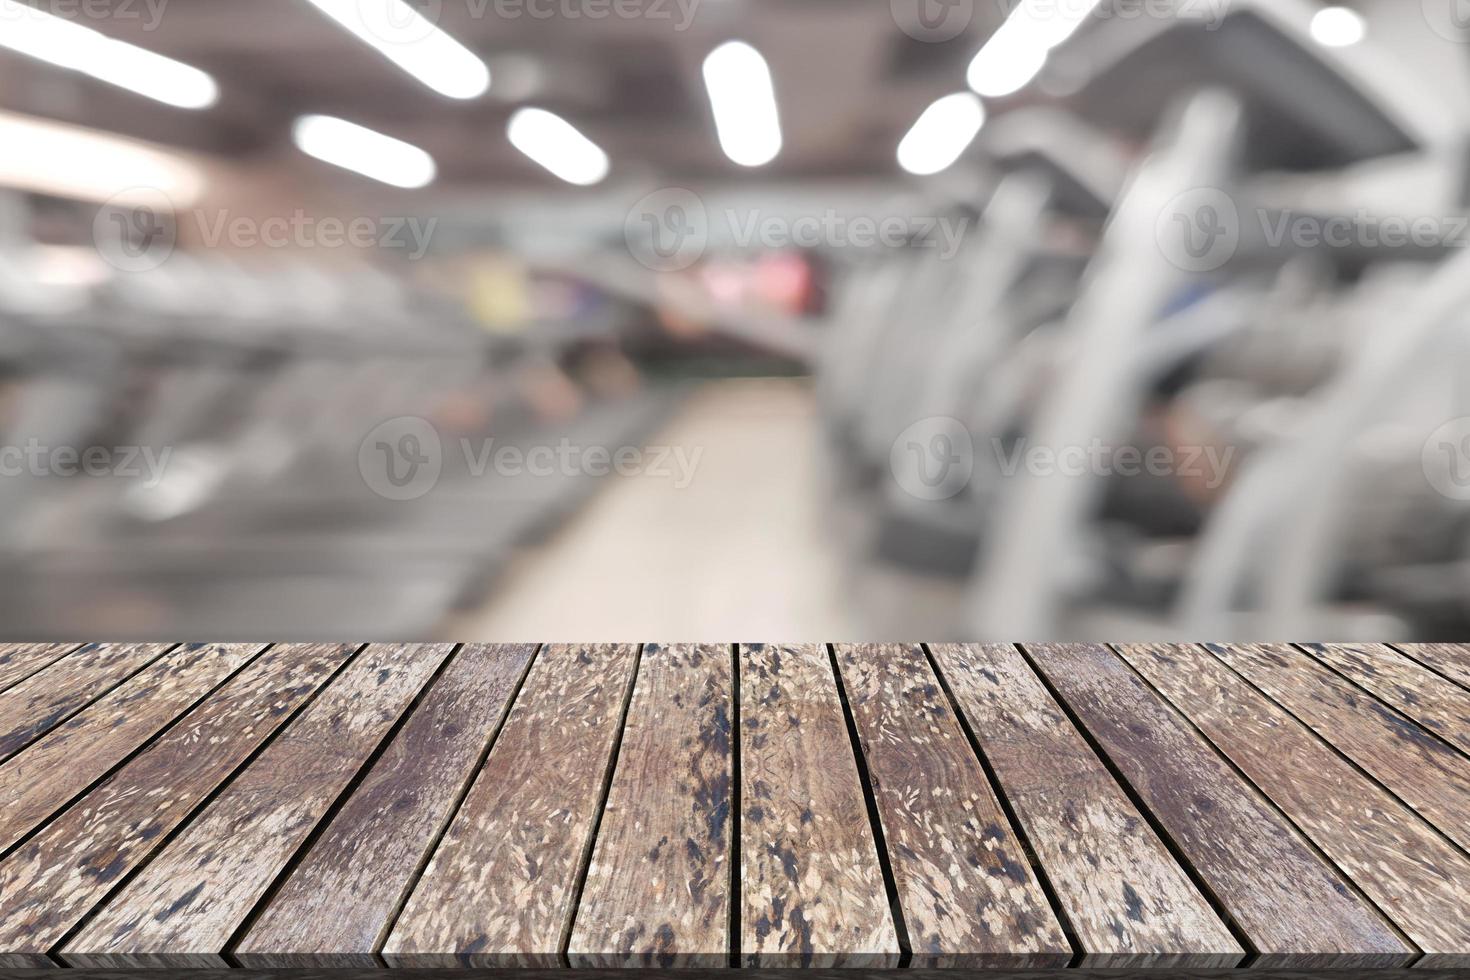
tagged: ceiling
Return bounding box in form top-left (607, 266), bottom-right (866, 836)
top-left (0, 0), bottom-right (1005, 194)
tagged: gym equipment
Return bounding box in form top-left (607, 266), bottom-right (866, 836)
top-left (0, 202), bottom-right (682, 638)
top-left (815, 0), bottom-right (1470, 641)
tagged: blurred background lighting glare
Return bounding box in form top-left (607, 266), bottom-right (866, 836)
top-left (298, 0), bottom-right (491, 99)
top-left (1310, 6), bottom-right (1367, 47)
top-left (506, 108), bottom-right (611, 186)
top-left (898, 93), bottom-right (986, 176)
top-left (0, 0), bottom-right (217, 109)
top-left (703, 41), bottom-right (783, 167)
top-left (292, 114), bottom-right (438, 188)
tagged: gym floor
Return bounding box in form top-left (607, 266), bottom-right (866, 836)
top-left (450, 378), bottom-right (859, 641)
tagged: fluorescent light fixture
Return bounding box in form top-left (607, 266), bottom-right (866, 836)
top-left (703, 41), bottom-right (782, 167)
top-left (293, 114), bottom-right (437, 189)
top-left (967, 41), bottom-right (1049, 98)
top-left (506, 108), bottom-right (610, 186)
top-left (0, 0), bottom-right (217, 109)
top-left (1310, 6), bottom-right (1366, 46)
top-left (898, 93), bottom-right (985, 176)
top-left (967, 0), bottom-right (1102, 98)
top-left (298, 0), bottom-right (490, 99)
top-left (0, 110), bottom-right (205, 204)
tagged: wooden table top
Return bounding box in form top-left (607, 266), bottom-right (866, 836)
top-left (0, 642), bottom-right (1467, 971)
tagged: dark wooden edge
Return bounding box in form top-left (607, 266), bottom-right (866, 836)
top-left (1, 969), bottom-right (1464, 978)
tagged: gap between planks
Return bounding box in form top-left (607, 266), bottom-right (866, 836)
top-left (46, 645), bottom-right (370, 968)
top-left (553, 645), bottom-right (646, 969)
top-left (1110, 645), bottom-right (1420, 966)
top-left (222, 644), bottom-right (484, 966)
top-left (921, 645), bottom-right (1084, 968)
top-left (826, 643), bottom-right (913, 968)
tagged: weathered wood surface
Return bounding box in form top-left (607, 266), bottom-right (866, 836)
top-left (1212, 643), bottom-right (1470, 855)
top-left (0, 644), bottom-right (173, 762)
top-left (1303, 643), bottom-right (1470, 756)
top-left (833, 644), bottom-right (1071, 969)
top-left (1399, 644), bottom-right (1470, 689)
top-left (0, 643), bottom-right (83, 694)
top-left (9, 640), bottom-right (1470, 971)
top-left (236, 644), bottom-right (538, 968)
top-left (738, 644), bottom-right (898, 968)
top-left (63, 644), bottom-right (454, 969)
top-left (0, 643), bottom-right (357, 970)
top-left (568, 644), bottom-right (733, 968)
top-left (1024, 644), bottom-right (1411, 969)
top-left (0, 644), bottom-right (265, 854)
top-left (929, 644), bottom-right (1242, 969)
top-left (385, 645), bottom-right (641, 968)
top-left (1122, 643), bottom-right (1470, 967)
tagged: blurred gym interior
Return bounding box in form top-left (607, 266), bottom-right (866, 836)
top-left (3, 0), bottom-right (1470, 640)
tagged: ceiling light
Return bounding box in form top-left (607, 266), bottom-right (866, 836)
top-left (506, 108), bottom-right (610, 186)
top-left (0, 0), bottom-right (217, 109)
top-left (898, 93), bottom-right (985, 176)
top-left (0, 110), bottom-right (205, 204)
top-left (293, 114), bottom-right (437, 189)
top-left (703, 41), bottom-right (783, 168)
top-left (967, 0), bottom-right (1102, 98)
top-left (1310, 6), bottom-right (1366, 47)
top-left (297, 0), bottom-right (490, 99)
top-left (967, 42), bottom-right (1049, 98)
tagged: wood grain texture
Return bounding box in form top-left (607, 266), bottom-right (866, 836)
top-left (0, 643), bottom-right (356, 970)
top-left (833, 644), bottom-right (1071, 969)
top-left (63, 644), bottom-right (454, 969)
top-left (738, 644), bottom-right (898, 968)
top-left (1399, 644), bottom-right (1470, 689)
top-left (0, 644), bottom-right (266, 854)
top-left (1024, 644), bottom-right (1410, 969)
top-left (0, 643), bottom-right (84, 694)
top-left (384, 644), bottom-right (640, 968)
top-left (235, 644), bottom-right (538, 968)
top-left (0, 644), bottom-right (173, 762)
top-left (929, 644), bottom-right (1242, 969)
top-left (1212, 643), bottom-right (1470, 855)
top-left (1123, 643), bottom-right (1470, 967)
top-left (1304, 644), bottom-right (1470, 757)
top-left (568, 644), bottom-right (733, 968)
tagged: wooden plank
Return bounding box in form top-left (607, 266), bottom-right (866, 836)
top-left (0, 643), bottom-right (173, 762)
top-left (1212, 643), bottom-right (1470, 855)
top-left (833, 643), bottom-right (1071, 969)
top-left (0, 643), bottom-right (84, 694)
top-left (1306, 643), bottom-right (1470, 757)
top-left (929, 644), bottom-right (1243, 969)
top-left (1399, 644), bottom-right (1470, 689)
top-left (738, 644), bottom-right (898, 968)
top-left (1024, 644), bottom-right (1411, 969)
top-left (0, 644), bottom-right (266, 854)
top-left (568, 644), bottom-right (733, 968)
top-left (0, 643), bottom-right (357, 970)
top-left (1122, 643), bottom-right (1470, 968)
top-left (384, 644), bottom-right (640, 968)
top-left (235, 644), bottom-right (538, 968)
top-left (62, 643), bottom-right (454, 969)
